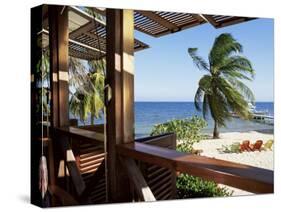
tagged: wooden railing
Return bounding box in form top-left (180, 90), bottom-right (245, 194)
top-left (53, 126), bottom-right (106, 204)
top-left (53, 127), bottom-right (273, 205)
top-left (117, 141), bottom-right (273, 194)
top-left (55, 126), bottom-right (104, 145)
top-left (136, 133), bottom-right (177, 200)
top-left (120, 157), bottom-right (156, 201)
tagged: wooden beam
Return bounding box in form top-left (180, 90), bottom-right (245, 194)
top-left (117, 142), bottom-right (273, 194)
top-left (49, 5), bottom-right (69, 128)
top-left (48, 5), bottom-right (70, 198)
top-left (120, 157), bottom-right (156, 202)
top-left (41, 28), bottom-right (105, 60)
top-left (190, 14), bottom-right (206, 23)
top-left (136, 133), bottom-right (176, 148)
top-left (70, 38), bottom-right (106, 54)
top-left (54, 127), bottom-right (104, 144)
top-left (138, 10), bottom-right (180, 32)
top-left (70, 20), bottom-right (148, 54)
top-left (200, 14), bottom-right (219, 28)
top-left (69, 21), bottom-right (96, 39)
top-left (217, 17), bottom-right (255, 28)
top-left (122, 10), bottom-right (135, 142)
top-left (106, 9), bottom-right (135, 202)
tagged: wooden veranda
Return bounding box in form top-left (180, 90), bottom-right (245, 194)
top-left (31, 4), bottom-right (272, 207)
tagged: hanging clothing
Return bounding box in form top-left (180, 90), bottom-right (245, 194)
top-left (39, 156), bottom-right (48, 199)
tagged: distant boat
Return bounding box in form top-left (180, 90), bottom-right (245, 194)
top-left (247, 102), bottom-right (268, 115)
top-left (231, 102), bottom-right (273, 124)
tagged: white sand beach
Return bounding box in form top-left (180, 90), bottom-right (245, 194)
top-left (193, 130), bottom-right (274, 196)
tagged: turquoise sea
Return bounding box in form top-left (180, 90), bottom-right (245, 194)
top-left (72, 102), bottom-right (274, 138)
top-left (134, 102), bottom-right (273, 138)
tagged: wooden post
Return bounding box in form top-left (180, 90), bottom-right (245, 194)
top-left (48, 5), bottom-right (69, 188)
top-left (49, 5), bottom-right (69, 128)
top-left (106, 9), bottom-right (135, 202)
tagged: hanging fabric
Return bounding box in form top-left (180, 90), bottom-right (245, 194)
top-left (39, 156), bottom-right (48, 198)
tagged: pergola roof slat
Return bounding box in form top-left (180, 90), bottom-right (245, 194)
top-left (69, 18), bottom-right (149, 55)
top-left (137, 10), bottom-right (179, 31)
top-left (200, 14), bottom-right (255, 29)
top-left (134, 10), bottom-right (256, 37)
top-left (43, 6), bottom-right (256, 59)
top-left (39, 29), bottom-right (104, 60)
top-left (200, 14), bottom-right (219, 27)
top-left (42, 6), bottom-right (150, 61)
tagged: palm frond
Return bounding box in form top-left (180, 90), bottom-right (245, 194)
top-left (69, 57), bottom-right (93, 89)
top-left (194, 88), bottom-right (203, 111)
top-left (202, 94), bottom-right (209, 119)
top-left (188, 48), bottom-right (209, 72)
top-left (209, 33), bottom-right (243, 68)
top-left (216, 77), bottom-right (251, 119)
top-left (219, 55), bottom-right (255, 78)
top-left (225, 77), bottom-right (255, 102)
top-left (198, 75), bottom-right (212, 93)
top-left (69, 57), bottom-right (105, 123)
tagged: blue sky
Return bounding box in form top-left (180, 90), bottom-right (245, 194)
top-left (134, 18), bottom-right (274, 102)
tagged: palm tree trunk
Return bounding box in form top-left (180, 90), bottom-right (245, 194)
top-left (90, 114), bottom-right (95, 125)
top-left (213, 121), bottom-right (219, 139)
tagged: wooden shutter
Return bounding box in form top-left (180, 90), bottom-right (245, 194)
top-left (136, 133), bottom-right (177, 200)
top-left (71, 124), bottom-right (107, 204)
top-left (79, 141), bottom-right (106, 204)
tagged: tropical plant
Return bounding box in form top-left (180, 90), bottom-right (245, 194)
top-left (151, 116), bottom-right (207, 153)
top-left (36, 49), bottom-right (50, 83)
top-left (69, 58), bottom-right (105, 125)
top-left (188, 33), bottom-right (255, 138)
top-left (36, 49), bottom-right (50, 114)
top-left (176, 173), bottom-right (233, 198)
top-left (87, 59), bottom-right (105, 124)
top-left (69, 57), bottom-right (91, 91)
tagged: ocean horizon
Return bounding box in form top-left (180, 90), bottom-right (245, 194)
top-left (71, 101), bottom-right (274, 138)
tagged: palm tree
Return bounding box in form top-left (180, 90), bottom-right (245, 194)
top-left (87, 59), bottom-right (105, 124)
top-left (69, 57), bottom-right (91, 91)
top-left (69, 58), bottom-right (105, 125)
top-left (69, 89), bottom-right (91, 125)
top-left (188, 33), bottom-right (255, 138)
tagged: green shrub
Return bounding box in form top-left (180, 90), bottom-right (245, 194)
top-left (176, 174), bottom-right (233, 198)
top-left (150, 116), bottom-right (207, 152)
top-left (151, 116), bottom-right (232, 197)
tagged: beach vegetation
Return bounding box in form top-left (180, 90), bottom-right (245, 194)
top-left (188, 33), bottom-right (255, 138)
top-left (176, 173), bottom-right (233, 198)
top-left (151, 116), bottom-right (207, 152)
top-left (151, 117), bottom-right (232, 198)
